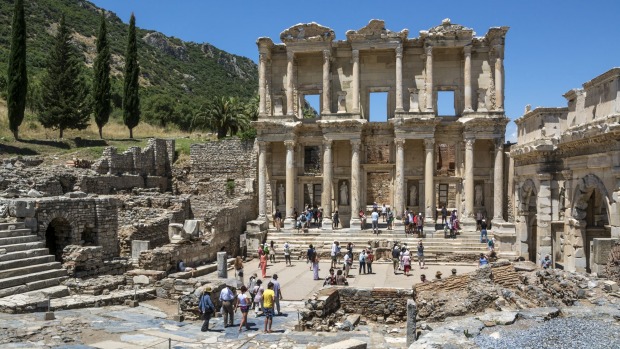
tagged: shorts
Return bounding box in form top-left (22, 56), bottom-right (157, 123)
top-left (392, 258), bottom-right (399, 268)
top-left (404, 265), bottom-right (411, 273)
top-left (331, 255), bottom-right (337, 262)
top-left (417, 255), bottom-right (425, 263)
top-left (264, 307), bottom-right (274, 319)
top-left (240, 305), bottom-right (249, 313)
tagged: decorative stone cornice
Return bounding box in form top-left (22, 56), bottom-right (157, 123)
top-left (420, 18), bottom-right (475, 42)
top-left (582, 67), bottom-right (620, 90)
top-left (280, 22), bottom-right (335, 43)
top-left (346, 19), bottom-right (408, 43)
top-left (514, 107), bottom-right (567, 126)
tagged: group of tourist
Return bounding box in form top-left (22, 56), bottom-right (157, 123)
top-left (391, 241), bottom-right (426, 277)
top-left (198, 272), bottom-right (284, 333)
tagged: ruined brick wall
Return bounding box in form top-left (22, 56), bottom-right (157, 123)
top-left (118, 218), bottom-right (170, 257)
top-left (91, 138), bottom-right (175, 178)
top-left (75, 175), bottom-right (168, 194)
top-left (138, 240), bottom-right (223, 272)
top-left (62, 245), bottom-right (131, 278)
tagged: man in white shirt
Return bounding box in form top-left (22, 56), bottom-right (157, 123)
top-left (371, 209), bottom-right (380, 235)
top-left (270, 274), bottom-right (284, 315)
top-left (330, 241), bottom-right (340, 268)
top-left (219, 285), bottom-right (235, 327)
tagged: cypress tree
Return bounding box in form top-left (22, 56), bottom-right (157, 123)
top-left (123, 13), bottom-right (140, 139)
top-left (38, 14), bottom-right (91, 139)
top-left (6, 0), bottom-right (28, 141)
top-left (92, 11), bottom-right (111, 139)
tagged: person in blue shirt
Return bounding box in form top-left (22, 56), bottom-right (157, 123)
top-left (199, 287), bottom-right (216, 331)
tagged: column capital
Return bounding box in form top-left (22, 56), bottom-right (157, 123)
top-left (561, 170), bottom-right (573, 180)
top-left (495, 137), bottom-right (505, 149)
top-left (408, 87), bottom-right (418, 93)
top-left (492, 44), bottom-right (504, 60)
top-left (322, 139), bottom-right (333, 149)
top-left (464, 137), bottom-right (475, 149)
top-left (258, 140), bottom-right (268, 149)
top-left (463, 45), bottom-right (472, 56)
top-left (323, 49), bottom-right (331, 61)
top-left (425, 45), bottom-right (433, 56)
top-left (284, 140), bottom-right (296, 150)
top-left (259, 51), bottom-right (271, 63)
top-left (424, 138), bottom-right (435, 149)
top-left (395, 138), bottom-right (406, 149)
top-left (352, 49), bottom-right (359, 61)
top-left (286, 50), bottom-right (295, 61)
top-left (395, 45), bottom-right (403, 58)
top-left (351, 139), bottom-right (361, 152)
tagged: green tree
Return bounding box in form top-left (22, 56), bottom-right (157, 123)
top-left (6, 0), bottom-right (28, 140)
top-left (192, 96), bottom-right (250, 139)
top-left (143, 94), bottom-right (176, 127)
top-left (123, 13), bottom-right (140, 139)
top-left (38, 14), bottom-right (91, 139)
top-left (92, 11), bottom-right (111, 139)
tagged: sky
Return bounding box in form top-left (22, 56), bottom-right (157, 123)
top-left (90, 0), bottom-right (620, 142)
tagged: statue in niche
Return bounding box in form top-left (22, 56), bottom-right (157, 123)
top-left (475, 184), bottom-right (483, 206)
top-left (409, 185), bottom-right (418, 206)
top-left (277, 184), bottom-right (285, 205)
top-left (477, 89), bottom-right (487, 112)
top-left (340, 181), bottom-right (349, 205)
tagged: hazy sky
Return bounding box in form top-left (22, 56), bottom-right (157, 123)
top-left (90, 0), bottom-right (620, 141)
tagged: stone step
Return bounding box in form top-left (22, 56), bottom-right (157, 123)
top-left (0, 269), bottom-right (67, 291)
top-left (0, 261), bottom-right (62, 279)
top-left (0, 222), bottom-right (26, 231)
top-left (0, 279), bottom-right (66, 299)
top-left (0, 235), bottom-right (39, 246)
top-left (0, 228), bottom-right (34, 239)
top-left (0, 255), bottom-right (56, 271)
top-left (0, 248), bottom-right (51, 263)
top-left (0, 241), bottom-right (46, 253)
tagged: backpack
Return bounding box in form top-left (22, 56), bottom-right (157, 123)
top-left (404, 216), bottom-right (410, 225)
top-left (301, 215), bottom-right (307, 222)
top-left (392, 247), bottom-right (400, 258)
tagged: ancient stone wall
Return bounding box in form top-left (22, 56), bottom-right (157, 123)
top-left (91, 138), bottom-right (175, 178)
top-left (118, 218), bottom-right (170, 257)
top-left (62, 245), bottom-right (131, 278)
top-left (75, 175), bottom-right (168, 194)
top-left (138, 240), bottom-right (226, 272)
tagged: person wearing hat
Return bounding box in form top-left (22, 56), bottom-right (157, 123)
top-left (270, 274), bottom-right (284, 315)
top-left (199, 287), bottom-right (215, 331)
top-left (435, 271), bottom-right (442, 280)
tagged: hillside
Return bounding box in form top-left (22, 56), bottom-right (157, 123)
top-left (0, 0), bottom-right (258, 122)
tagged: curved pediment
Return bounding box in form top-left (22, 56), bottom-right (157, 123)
top-left (346, 19), bottom-right (408, 42)
top-left (280, 22), bottom-right (335, 43)
top-left (420, 18), bottom-right (474, 41)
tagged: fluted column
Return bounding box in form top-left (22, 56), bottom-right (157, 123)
top-left (464, 137), bottom-right (475, 219)
top-left (322, 139), bottom-right (333, 221)
top-left (322, 49), bottom-right (331, 114)
top-left (424, 138), bottom-right (435, 222)
top-left (394, 138), bottom-right (406, 217)
top-left (349, 139), bottom-right (361, 229)
top-left (424, 46), bottom-right (434, 113)
top-left (258, 141), bottom-right (267, 221)
top-left (494, 45), bottom-right (504, 111)
top-left (284, 140), bottom-right (296, 222)
top-left (463, 46), bottom-right (473, 113)
top-left (352, 50), bottom-right (360, 113)
top-left (258, 52), bottom-right (268, 115)
top-left (286, 51), bottom-right (294, 115)
top-left (493, 137), bottom-right (505, 222)
top-left (395, 45), bottom-right (404, 112)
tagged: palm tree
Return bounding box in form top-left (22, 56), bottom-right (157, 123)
top-left (192, 96), bottom-right (250, 139)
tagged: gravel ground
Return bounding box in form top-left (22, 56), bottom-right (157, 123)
top-left (475, 317), bottom-right (620, 349)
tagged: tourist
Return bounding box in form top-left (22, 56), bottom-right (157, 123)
top-left (270, 274), bottom-right (284, 315)
top-left (318, 208), bottom-right (323, 228)
top-left (330, 241), bottom-right (340, 268)
top-left (359, 209), bottom-right (366, 230)
top-left (435, 271), bottom-right (442, 280)
top-left (336, 269), bottom-right (348, 285)
top-left (451, 268), bottom-right (457, 276)
top-left (262, 282), bottom-right (275, 333)
top-left (479, 253), bottom-right (489, 268)
top-left (234, 286), bottom-right (251, 332)
top-left (371, 208), bottom-right (380, 235)
top-left (392, 244), bottom-right (401, 274)
top-left (382, 204), bottom-right (387, 222)
top-left (487, 236), bottom-right (495, 252)
top-left (420, 274), bottom-right (428, 283)
top-left (219, 284), bottom-right (235, 327)
top-left (313, 206), bottom-right (319, 227)
top-left (346, 242), bottom-right (355, 255)
top-left (332, 210), bottom-right (340, 229)
top-left (312, 254), bottom-right (321, 280)
top-left (399, 246), bottom-right (407, 271)
top-left (248, 273), bottom-right (258, 308)
top-left (252, 279), bottom-right (264, 316)
top-left (234, 256), bottom-right (244, 279)
top-left (199, 286), bottom-right (216, 332)
top-left (373, 202), bottom-right (378, 211)
top-left (178, 260), bottom-right (195, 273)
top-left (416, 213), bottom-right (424, 237)
top-left (387, 208), bottom-right (394, 230)
top-left (366, 248), bottom-right (374, 274)
top-left (297, 212), bottom-right (305, 232)
top-left (358, 249), bottom-right (367, 275)
top-left (480, 219), bottom-right (488, 243)
top-left (343, 251), bottom-right (353, 278)
top-left (441, 205), bottom-right (448, 225)
top-left (269, 241), bottom-right (276, 264)
top-left (417, 240), bottom-right (426, 269)
top-left (260, 249), bottom-right (268, 278)
top-left (323, 268), bottom-right (336, 286)
top-left (283, 241), bottom-right (292, 266)
top-left (305, 209), bottom-right (313, 229)
top-left (541, 255), bottom-right (552, 269)
top-left (476, 211), bottom-right (483, 232)
top-left (307, 244), bottom-right (315, 271)
top-left (402, 249), bottom-right (411, 276)
top-left (274, 208), bottom-right (282, 231)
top-left (257, 244), bottom-right (265, 268)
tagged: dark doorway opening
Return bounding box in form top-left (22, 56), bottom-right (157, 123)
top-left (46, 218), bottom-right (72, 262)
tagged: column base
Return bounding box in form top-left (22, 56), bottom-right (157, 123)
top-left (463, 108), bottom-right (474, 113)
top-left (349, 218), bottom-right (361, 231)
top-left (283, 218), bottom-right (296, 230)
top-left (322, 218), bottom-right (333, 230)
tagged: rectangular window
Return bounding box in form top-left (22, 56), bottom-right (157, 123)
top-left (369, 92), bottom-right (388, 122)
top-left (303, 94), bottom-right (320, 118)
top-left (437, 91), bottom-right (455, 116)
top-left (304, 146), bottom-right (321, 174)
top-left (438, 184), bottom-right (448, 208)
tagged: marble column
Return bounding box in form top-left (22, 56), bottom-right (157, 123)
top-left (349, 139), bottom-right (362, 230)
top-left (395, 45), bottom-right (404, 112)
top-left (493, 137), bottom-right (505, 222)
top-left (322, 49), bottom-right (331, 114)
top-left (494, 45), bottom-right (504, 111)
top-left (352, 50), bottom-right (360, 113)
top-left (394, 138), bottom-right (406, 217)
top-left (463, 46), bottom-right (473, 113)
top-left (284, 140), bottom-right (296, 225)
top-left (258, 141), bottom-right (267, 221)
top-left (286, 51), bottom-right (294, 116)
top-left (258, 52), bottom-right (268, 115)
top-left (322, 139), bottom-right (333, 228)
top-left (464, 137), bottom-right (475, 219)
top-left (424, 138), bottom-right (435, 222)
top-left (424, 46), bottom-right (434, 113)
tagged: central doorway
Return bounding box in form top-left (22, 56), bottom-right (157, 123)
top-left (45, 218), bottom-right (72, 262)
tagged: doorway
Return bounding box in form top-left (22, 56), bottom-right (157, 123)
top-left (528, 216), bottom-right (537, 263)
top-left (45, 218), bottom-right (72, 262)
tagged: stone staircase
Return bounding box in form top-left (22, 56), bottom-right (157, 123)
top-left (263, 222), bottom-right (497, 264)
top-left (0, 222), bottom-right (68, 298)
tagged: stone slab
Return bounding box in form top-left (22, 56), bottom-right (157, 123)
top-left (477, 311), bottom-right (518, 325)
top-left (320, 339), bottom-right (367, 349)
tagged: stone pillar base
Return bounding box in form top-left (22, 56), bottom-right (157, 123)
top-left (349, 218), bottom-right (361, 231)
top-left (322, 218), bottom-right (333, 230)
top-left (283, 218), bottom-right (296, 230)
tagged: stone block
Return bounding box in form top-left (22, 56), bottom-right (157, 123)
top-left (133, 275), bottom-right (150, 285)
top-left (246, 220), bottom-right (268, 233)
top-left (320, 339), bottom-right (367, 349)
top-left (603, 281), bottom-right (619, 292)
top-left (592, 238), bottom-right (614, 264)
top-left (131, 240), bottom-right (150, 260)
top-left (183, 219), bottom-right (203, 237)
top-left (65, 191), bottom-right (88, 198)
top-left (9, 200), bottom-right (35, 218)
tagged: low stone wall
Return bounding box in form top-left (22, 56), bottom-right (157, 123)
top-left (138, 240), bottom-right (226, 272)
top-left (62, 245), bottom-right (132, 278)
top-left (76, 175), bottom-right (168, 194)
top-left (301, 287), bottom-right (414, 331)
top-left (118, 218), bottom-right (170, 257)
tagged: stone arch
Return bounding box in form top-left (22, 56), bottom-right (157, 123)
top-left (39, 211), bottom-right (78, 262)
